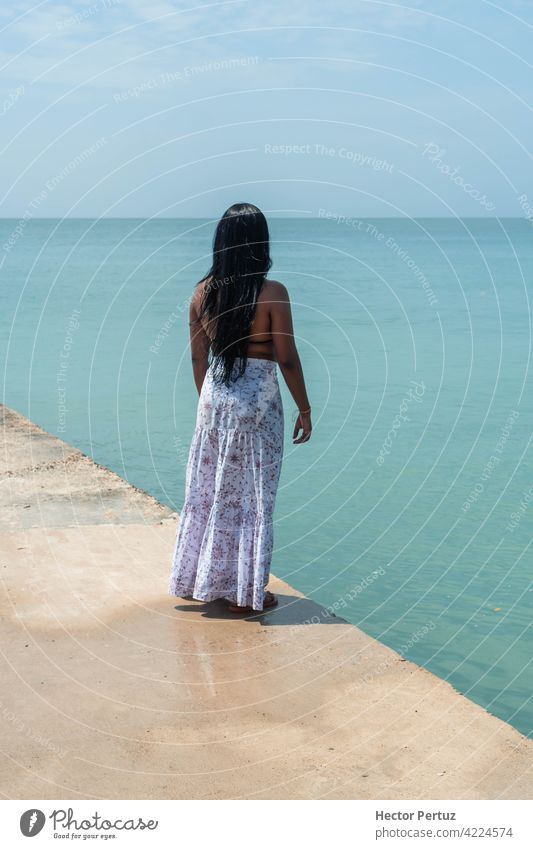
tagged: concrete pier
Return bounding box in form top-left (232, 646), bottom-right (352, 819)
top-left (1, 403), bottom-right (531, 799)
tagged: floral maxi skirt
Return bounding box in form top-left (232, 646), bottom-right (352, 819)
top-left (168, 358), bottom-right (284, 611)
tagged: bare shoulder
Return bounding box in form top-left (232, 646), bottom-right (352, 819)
top-left (191, 279), bottom-right (207, 313)
top-left (261, 279), bottom-right (289, 302)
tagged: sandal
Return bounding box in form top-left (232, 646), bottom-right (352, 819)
top-left (227, 590), bottom-right (278, 614)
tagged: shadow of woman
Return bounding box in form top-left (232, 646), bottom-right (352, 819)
top-left (172, 593), bottom-right (347, 627)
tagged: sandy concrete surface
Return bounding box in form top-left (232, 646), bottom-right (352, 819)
top-left (1, 403), bottom-right (531, 800)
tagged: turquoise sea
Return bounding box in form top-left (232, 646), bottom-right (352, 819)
top-left (1, 217), bottom-right (532, 736)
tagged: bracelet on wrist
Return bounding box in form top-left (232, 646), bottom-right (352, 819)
top-left (298, 407), bottom-right (311, 415)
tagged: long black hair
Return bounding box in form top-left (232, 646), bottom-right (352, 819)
top-left (197, 202), bottom-right (272, 385)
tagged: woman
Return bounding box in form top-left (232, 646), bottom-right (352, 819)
top-left (168, 202), bottom-right (312, 613)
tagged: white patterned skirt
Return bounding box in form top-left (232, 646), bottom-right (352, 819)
top-left (168, 357), bottom-right (284, 610)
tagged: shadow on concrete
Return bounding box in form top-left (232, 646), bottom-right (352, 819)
top-left (172, 593), bottom-right (348, 627)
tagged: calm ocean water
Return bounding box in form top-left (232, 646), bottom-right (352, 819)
top-left (2, 217), bottom-right (532, 736)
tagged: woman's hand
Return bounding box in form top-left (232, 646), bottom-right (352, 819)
top-left (293, 411), bottom-right (312, 444)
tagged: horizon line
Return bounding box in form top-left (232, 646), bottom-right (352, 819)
top-left (0, 215), bottom-right (528, 221)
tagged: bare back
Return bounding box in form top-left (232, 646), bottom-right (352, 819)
top-left (193, 278), bottom-right (282, 361)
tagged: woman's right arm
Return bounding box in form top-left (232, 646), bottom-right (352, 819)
top-left (270, 281), bottom-right (312, 444)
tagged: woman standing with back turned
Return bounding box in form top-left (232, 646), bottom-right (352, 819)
top-left (168, 203), bottom-right (312, 613)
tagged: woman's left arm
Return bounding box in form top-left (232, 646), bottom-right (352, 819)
top-left (189, 296), bottom-right (210, 394)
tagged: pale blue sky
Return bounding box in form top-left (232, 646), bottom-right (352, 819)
top-left (1, 0), bottom-right (532, 217)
